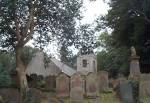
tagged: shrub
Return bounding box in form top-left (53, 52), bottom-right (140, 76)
top-left (129, 80), bottom-right (140, 103)
top-left (0, 63), bottom-right (11, 88)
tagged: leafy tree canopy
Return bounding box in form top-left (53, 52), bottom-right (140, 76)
top-left (97, 0), bottom-right (150, 74)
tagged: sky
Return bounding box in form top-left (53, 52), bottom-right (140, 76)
top-left (81, 0), bottom-right (109, 24)
top-left (26, 0), bottom-right (109, 58)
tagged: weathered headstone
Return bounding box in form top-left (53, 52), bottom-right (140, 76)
top-left (70, 73), bottom-right (83, 103)
top-left (118, 82), bottom-right (134, 103)
top-left (56, 73), bottom-right (70, 97)
top-left (140, 74), bottom-right (150, 102)
top-left (86, 72), bottom-right (98, 97)
top-left (98, 71), bottom-right (109, 92)
top-left (129, 46), bottom-right (141, 80)
top-left (45, 76), bottom-right (56, 91)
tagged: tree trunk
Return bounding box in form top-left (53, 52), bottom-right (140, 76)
top-left (16, 46), bottom-right (28, 103)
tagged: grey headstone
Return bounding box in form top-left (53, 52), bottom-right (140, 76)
top-left (86, 72), bottom-right (98, 97)
top-left (70, 73), bottom-right (83, 103)
top-left (140, 75), bottom-right (150, 101)
top-left (45, 76), bottom-right (56, 91)
top-left (98, 71), bottom-right (109, 92)
top-left (119, 82), bottom-right (134, 103)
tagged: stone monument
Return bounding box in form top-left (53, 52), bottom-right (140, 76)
top-left (129, 46), bottom-right (141, 80)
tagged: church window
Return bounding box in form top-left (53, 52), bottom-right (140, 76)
top-left (83, 59), bottom-right (87, 67)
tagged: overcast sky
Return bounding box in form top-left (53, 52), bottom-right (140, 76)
top-left (81, 0), bottom-right (109, 24)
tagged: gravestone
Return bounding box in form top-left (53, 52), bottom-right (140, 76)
top-left (98, 71), bottom-right (109, 92)
top-left (118, 82), bottom-right (134, 103)
top-left (140, 74), bottom-right (150, 102)
top-left (129, 46), bottom-right (141, 80)
top-left (45, 76), bottom-right (56, 91)
top-left (70, 73), bottom-right (83, 103)
top-left (56, 73), bottom-right (70, 97)
top-left (86, 72), bottom-right (98, 97)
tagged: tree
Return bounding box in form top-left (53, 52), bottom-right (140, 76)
top-left (0, 63), bottom-right (11, 88)
top-left (97, 32), bottom-right (130, 78)
top-left (55, 0), bottom-right (82, 65)
top-left (75, 24), bottom-right (97, 54)
top-left (0, 50), bottom-right (15, 87)
top-left (59, 23), bottom-right (97, 66)
top-left (98, 0), bottom-right (150, 73)
top-left (0, 0), bottom-right (83, 100)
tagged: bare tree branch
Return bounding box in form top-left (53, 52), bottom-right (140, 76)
top-left (23, 27), bottom-right (34, 45)
top-left (22, 2), bottom-right (34, 39)
top-left (15, 13), bottom-right (21, 41)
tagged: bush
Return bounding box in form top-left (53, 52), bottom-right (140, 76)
top-left (0, 63), bottom-right (11, 88)
top-left (129, 80), bottom-right (140, 103)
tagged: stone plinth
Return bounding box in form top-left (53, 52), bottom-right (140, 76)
top-left (129, 56), bottom-right (141, 80)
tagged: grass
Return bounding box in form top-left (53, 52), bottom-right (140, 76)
top-left (62, 91), bottom-right (121, 103)
top-left (100, 91), bottom-right (121, 103)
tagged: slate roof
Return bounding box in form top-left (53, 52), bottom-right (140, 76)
top-left (51, 58), bottom-right (76, 76)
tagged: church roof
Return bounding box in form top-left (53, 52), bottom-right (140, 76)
top-left (26, 51), bottom-right (76, 77)
top-left (51, 58), bottom-right (76, 76)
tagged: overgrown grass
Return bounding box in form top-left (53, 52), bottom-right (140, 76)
top-left (100, 91), bottom-right (121, 103)
top-left (62, 91), bottom-right (121, 103)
